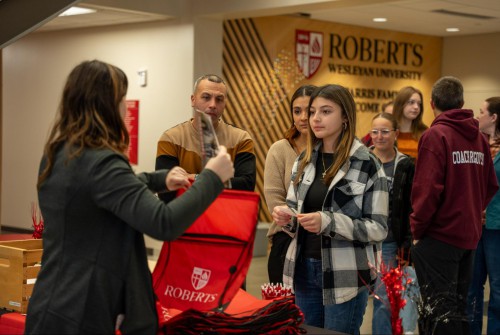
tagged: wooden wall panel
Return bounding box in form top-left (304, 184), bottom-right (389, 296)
top-left (0, 50), bottom-right (2, 229)
top-left (223, 16), bottom-right (442, 223)
top-left (223, 18), bottom-right (290, 222)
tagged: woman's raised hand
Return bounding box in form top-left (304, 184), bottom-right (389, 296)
top-left (205, 145), bottom-right (234, 183)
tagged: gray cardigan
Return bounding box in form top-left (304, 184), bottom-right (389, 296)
top-left (25, 147), bottom-right (223, 335)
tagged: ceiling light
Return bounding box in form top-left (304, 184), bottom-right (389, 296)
top-left (373, 18), bottom-right (387, 22)
top-left (59, 7), bottom-right (96, 17)
top-left (446, 28), bottom-right (460, 32)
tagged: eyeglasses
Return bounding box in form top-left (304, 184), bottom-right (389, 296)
top-left (370, 129), bottom-right (395, 137)
top-left (406, 99), bottom-right (422, 107)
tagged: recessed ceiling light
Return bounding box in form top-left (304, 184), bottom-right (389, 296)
top-left (59, 7), bottom-right (96, 17)
top-left (446, 28), bottom-right (460, 32)
top-left (373, 18), bottom-right (387, 22)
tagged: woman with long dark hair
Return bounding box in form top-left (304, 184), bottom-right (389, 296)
top-left (264, 84), bottom-right (316, 284)
top-left (25, 60), bottom-right (234, 334)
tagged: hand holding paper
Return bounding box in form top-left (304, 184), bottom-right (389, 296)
top-left (272, 205), bottom-right (297, 226)
top-left (280, 206), bottom-right (297, 217)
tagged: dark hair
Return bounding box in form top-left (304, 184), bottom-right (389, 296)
top-left (486, 96), bottom-right (500, 138)
top-left (392, 86), bottom-right (427, 140)
top-left (193, 74), bottom-right (226, 93)
top-left (38, 60), bottom-right (129, 188)
top-left (284, 85), bottom-right (316, 142)
top-left (431, 76), bottom-right (464, 112)
top-left (295, 84), bottom-right (356, 185)
top-left (372, 112), bottom-right (399, 130)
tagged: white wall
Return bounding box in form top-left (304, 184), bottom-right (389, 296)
top-left (2, 21), bottom-right (500, 232)
top-left (442, 32), bottom-right (500, 114)
top-left (2, 19), bottom-right (199, 229)
top-left (193, 17), bottom-right (223, 77)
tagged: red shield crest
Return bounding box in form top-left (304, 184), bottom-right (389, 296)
top-left (191, 267), bottom-right (211, 290)
top-left (296, 30), bottom-right (323, 79)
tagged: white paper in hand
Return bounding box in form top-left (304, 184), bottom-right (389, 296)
top-left (196, 110), bottom-right (220, 166)
top-left (280, 207), bottom-right (298, 217)
top-left (196, 110), bottom-right (232, 188)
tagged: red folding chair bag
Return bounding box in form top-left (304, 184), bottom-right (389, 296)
top-left (152, 189), bottom-right (260, 312)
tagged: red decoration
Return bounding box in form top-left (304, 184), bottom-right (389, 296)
top-left (31, 202), bottom-right (44, 239)
top-left (378, 263), bottom-right (408, 335)
top-left (261, 283), bottom-right (293, 300)
top-left (366, 250), bottom-right (413, 335)
top-left (124, 100), bottom-right (139, 165)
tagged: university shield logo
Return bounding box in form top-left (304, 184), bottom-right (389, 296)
top-left (296, 29), bottom-right (323, 79)
top-left (191, 267), bottom-right (211, 290)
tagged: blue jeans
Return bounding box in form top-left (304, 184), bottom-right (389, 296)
top-left (467, 227), bottom-right (500, 335)
top-left (372, 241), bottom-right (419, 334)
top-left (294, 257), bottom-right (369, 334)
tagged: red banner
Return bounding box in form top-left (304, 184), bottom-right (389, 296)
top-left (125, 100), bottom-right (139, 165)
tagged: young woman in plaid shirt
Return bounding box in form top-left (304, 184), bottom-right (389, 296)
top-left (272, 84), bottom-right (389, 334)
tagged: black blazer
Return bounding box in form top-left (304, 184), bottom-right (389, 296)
top-left (25, 147), bottom-right (224, 334)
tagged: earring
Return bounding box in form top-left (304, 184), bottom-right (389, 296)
top-left (343, 122), bottom-right (347, 130)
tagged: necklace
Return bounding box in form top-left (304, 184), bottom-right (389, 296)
top-left (321, 153), bottom-right (334, 179)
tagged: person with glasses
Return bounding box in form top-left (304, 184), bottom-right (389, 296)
top-left (264, 85), bottom-right (316, 284)
top-left (392, 86), bottom-right (428, 159)
top-left (361, 100), bottom-right (394, 147)
top-left (369, 112), bottom-right (419, 335)
top-left (272, 84), bottom-right (388, 334)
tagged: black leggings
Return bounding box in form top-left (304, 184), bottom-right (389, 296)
top-left (267, 231), bottom-right (292, 284)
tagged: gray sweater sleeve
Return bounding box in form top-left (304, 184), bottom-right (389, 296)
top-left (137, 170), bottom-right (168, 193)
top-left (91, 153), bottom-right (224, 241)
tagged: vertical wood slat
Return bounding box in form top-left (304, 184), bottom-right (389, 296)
top-left (223, 19), bottom-right (292, 222)
top-left (0, 50), bottom-right (2, 230)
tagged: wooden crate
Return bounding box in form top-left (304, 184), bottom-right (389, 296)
top-left (0, 239), bottom-right (43, 314)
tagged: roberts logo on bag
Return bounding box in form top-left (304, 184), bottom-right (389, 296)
top-left (191, 267), bottom-right (211, 290)
top-left (163, 267), bottom-right (217, 304)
